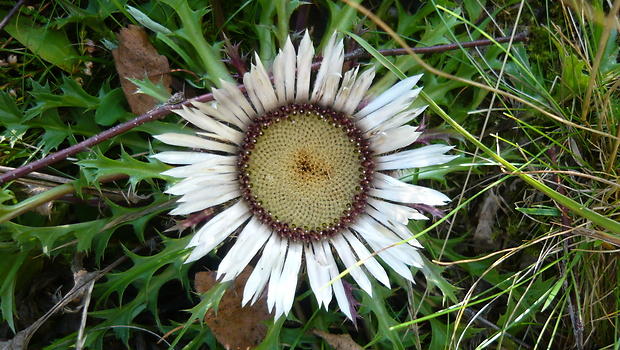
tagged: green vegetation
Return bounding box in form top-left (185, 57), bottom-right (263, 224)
top-left (1, 0), bottom-right (619, 348)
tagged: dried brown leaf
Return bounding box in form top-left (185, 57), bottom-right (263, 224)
top-left (111, 25), bottom-right (171, 115)
top-left (195, 266), bottom-right (272, 350)
top-left (473, 191), bottom-right (501, 252)
top-left (313, 329), bottom-right (362, 350)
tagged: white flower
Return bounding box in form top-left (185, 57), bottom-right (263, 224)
top-left (153, 32), bottom-right (457, 320)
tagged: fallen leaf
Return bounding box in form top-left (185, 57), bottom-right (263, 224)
top-left (112, 25), bottom-right (171, 115)
top-left (473, 190), bottom-right (501, 252)
top-left (313, 329), bottom-right (362, 350)
top-left (195, 267), bottom-right (273, 350)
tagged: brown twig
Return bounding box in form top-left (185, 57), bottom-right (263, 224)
top-left (547, 147), bottom-right (584, 350)
top-left (0, 0), bottom-right (27, 32)
top-left (345, 30), bottom-right (529, 61)
top-left (463, 308), bottom-right (533, 349)
top-left (0, 96), bottom-right (212, 185)
top-left (0, 30), bottom-right (529, 185)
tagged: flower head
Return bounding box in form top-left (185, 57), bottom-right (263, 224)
top-left (153, 32), bottom-right (456, 320)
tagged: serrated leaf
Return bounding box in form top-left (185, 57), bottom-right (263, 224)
top-left (91, 238), bottom-right (191, 345)
top-left (428, 317), bottom-right (452, 350)
top-left (89, 301), bottom-right (148, 344)
top-left (417, 255), bottom-right (458, 302)
top-left (0, 122), bottom-right (29, 148)
top-left (0, 80), bottom-right (113, 154)
top-left (79, 149), bottom-right (172, 190)
top-left (252, 317), bottom-right (285, 350)
top-left (25, 77), bottom-right (99, 121)
top-left (4, 220), bottom-right (108, 255)
top-left (169, 280), bottom-right (230, 347)
top-left (103, 193), bottom-right (176, 242)
top-left (52, 0), bottom-right (118, 30)
top-left (126, 76), bottom-right (172, 103)
top-left (153, 0), bottom-right (232, 87)
top-left (36, 109), bottom-right (73, 155)
top-left (97, 236), bottom-right (190, 305)
top-left (361, 282), bottom-right (405, 349)
top-left (2, 106), bottom-right (75, 156)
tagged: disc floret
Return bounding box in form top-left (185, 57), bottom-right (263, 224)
top-left (237, 103), bottom-right (374, 242)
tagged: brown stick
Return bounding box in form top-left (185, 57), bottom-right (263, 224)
top-left (547, 147), bottom-right (584, 350)
top-left (0, 0), bottom-right (27, 32)
top-left (0, 95), bottom-right (211, 185)
top-left (346, 30), bottom-right (529, 61)
top-left (0, 30), bottom-right (529, 185)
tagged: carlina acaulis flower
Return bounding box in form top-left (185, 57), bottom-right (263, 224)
top-left (152, 31), bottom-right (457, 320)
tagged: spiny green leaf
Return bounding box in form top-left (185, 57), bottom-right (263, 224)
top-left (3, 219), bottom-right (109, 255)
top-left (34, 109), bottom-right (73, 155)
top-left (126, 76), bottom-right (172, 103)
top-left (89, 301), bottom-right (148, 344)
top-left (104, 193), bottom-right (176, 243)
top-left (89, 238), bottom-right (191, 343)
top-left (97, 235), bottom-right (190, 305)
top-left (78, 149), bottom-right (172, 191)
top-left (53, 0), bottom-right (118, 30)
top-left (418, 255), bottom-right (458, 303)
top-left (0, 80), bottom-right (121, 155)
top-left (155, 0), bottom-right (233, 86)
top-left (429, 318), bottom-right (454, 350)
top-left (25, 77), bottom-right (99, 121)
top-left (168, 280), bottom-right (230, 348)
top-left (360, 282), bottom-right (405, 349)
top-left (253, 317), bottom-right (285, 350)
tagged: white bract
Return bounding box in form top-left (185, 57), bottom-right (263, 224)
top-left (153, 32), bottom-right (457, 320)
